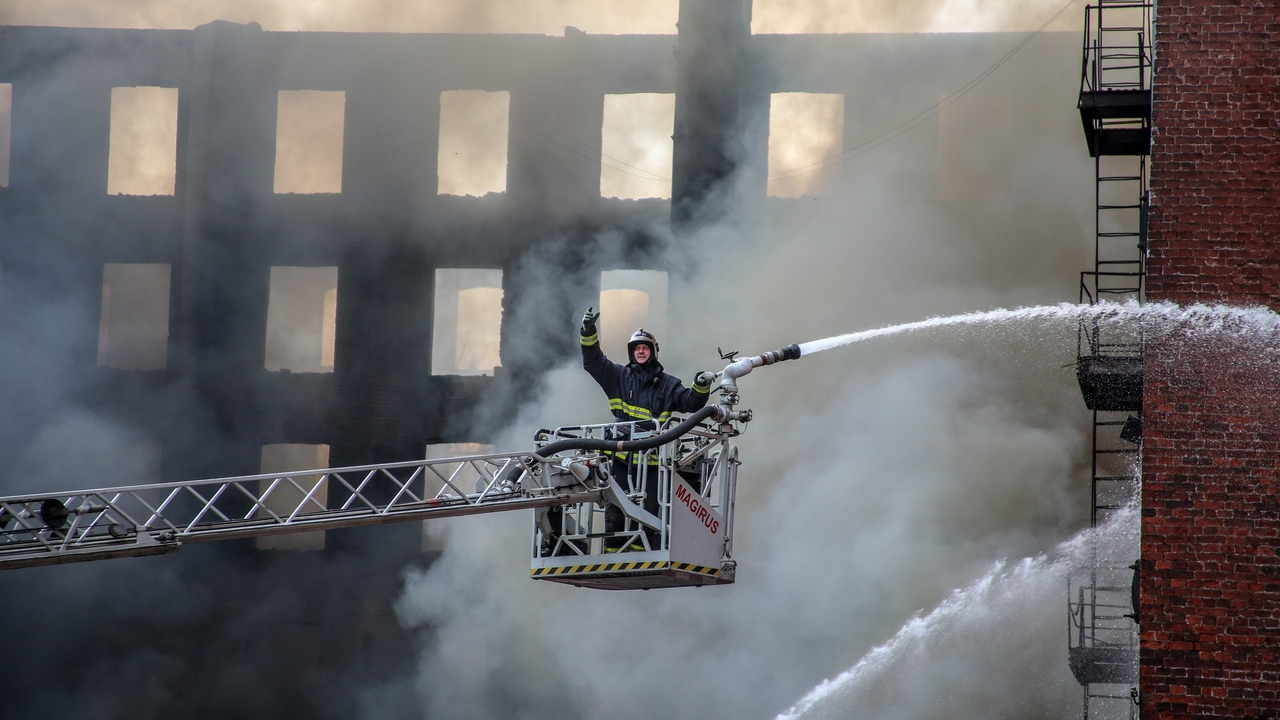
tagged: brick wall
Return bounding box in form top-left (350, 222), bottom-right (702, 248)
top-left (1143, 1), bottom-right (1280, 716)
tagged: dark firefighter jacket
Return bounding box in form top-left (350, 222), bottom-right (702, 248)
top-left (581, 329), bottom-right (711, 429)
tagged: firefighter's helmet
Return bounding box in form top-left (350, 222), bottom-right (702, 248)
top-left (627, 328), bottom-right (659, 358)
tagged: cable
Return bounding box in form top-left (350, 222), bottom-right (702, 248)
top-left (533, 406), bottom-right (720, 458)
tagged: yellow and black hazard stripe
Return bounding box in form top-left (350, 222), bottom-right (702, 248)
top-left (533, 560), bottom-right (666, 577)
top-left (531, 561), bottom-right (719, 578)
top-left (669, 562), bottom-right (718, 575)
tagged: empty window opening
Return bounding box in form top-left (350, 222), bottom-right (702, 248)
top-left (274, 90), bottom-right (345, 194)
top-left (265, 266), bottom-right (338, 373)
top-left (98, 263), bottom-right (171, 370)
top-left (767, 93), bottom-right (845, 198)
top-left (0, 84), bottom-right (11, 187)
top-left (432, 269), bottom-right (503, 376)
top-left (438, 90), bottom-right (509, 197)
top-left (107, 86), bottom-right (179, 196)
top-left (421, 442), bottom-right (494, 551)
top-left (257, 443), bottom-right (330, 551)
top-left (600, 93), bottom-right (674, 200)
top-left (599, 269), bottom-right (668, 361)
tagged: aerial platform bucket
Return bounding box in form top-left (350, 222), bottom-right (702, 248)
top-left (529, 420), bottom-right (739, 590)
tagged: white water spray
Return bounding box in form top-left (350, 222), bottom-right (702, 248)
top-left (764, 300), bottom-right (1280, 720)
top-left (774, 506), bottom-right (1139, 720)
top-left (797, 302), bottom-right (1095, 356)
top-left (795, 300), bottom-right (1280, 357)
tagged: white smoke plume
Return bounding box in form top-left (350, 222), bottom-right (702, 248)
top-left (390, 21), bottom-right (1101, 720)
top-left (0, 2), bottom-right (1111, 719)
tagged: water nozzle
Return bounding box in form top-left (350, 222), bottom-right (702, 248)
top-left (760, 343), bottom-right (801, 365)
top-left (719, 343), bottom-right (803, 393)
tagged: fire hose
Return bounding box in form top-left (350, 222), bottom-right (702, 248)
top-left (534, 405), bottom-right (721, 458)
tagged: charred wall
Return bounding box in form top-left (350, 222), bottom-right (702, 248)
top-left (0, 21), bottom-right (681, 474)
top-left (0, 21), bottom-right (1005, 506)
top-left (0, 21), bottom-right (686, 715)
top-left (0, 16), bottom-right (1072, 718)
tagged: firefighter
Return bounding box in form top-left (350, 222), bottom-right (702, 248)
top-left (580, 307), bottom-right (714, 551)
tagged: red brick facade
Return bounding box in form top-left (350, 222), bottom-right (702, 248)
top-left (1143, 1), bottom-right (1280, 716)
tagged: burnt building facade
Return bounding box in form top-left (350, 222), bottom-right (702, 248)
top-left (0, 6), bottom-right (1093, 718)
top-left (0, 14), bottom-right (756, 715)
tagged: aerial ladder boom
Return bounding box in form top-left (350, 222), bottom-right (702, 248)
top-left (0, 344), bottom-right (803, 590)
top-left (0, 450), bottom-right (601, 571)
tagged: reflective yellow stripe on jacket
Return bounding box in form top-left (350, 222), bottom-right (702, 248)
top-left (607, 398), bottom-right (672, 425)
top-left (608, 449), bottom-right (660, 465)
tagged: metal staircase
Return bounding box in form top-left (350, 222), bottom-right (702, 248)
top-left (1071, 2), bottom-right (1151, 718)
top-left (1078, 0), bottom-right (1151, 310)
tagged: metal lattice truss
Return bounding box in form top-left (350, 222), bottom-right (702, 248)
top-left (0, 451), bottom-right (608, 570)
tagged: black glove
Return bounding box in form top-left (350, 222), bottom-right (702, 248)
top-left (694, 371), bottom-right (716, 387)
top-left (581, 307), bottom-right (600, 335)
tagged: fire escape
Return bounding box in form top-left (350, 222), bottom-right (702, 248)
top-left (1069, 3), bottom-right (1151, 719)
